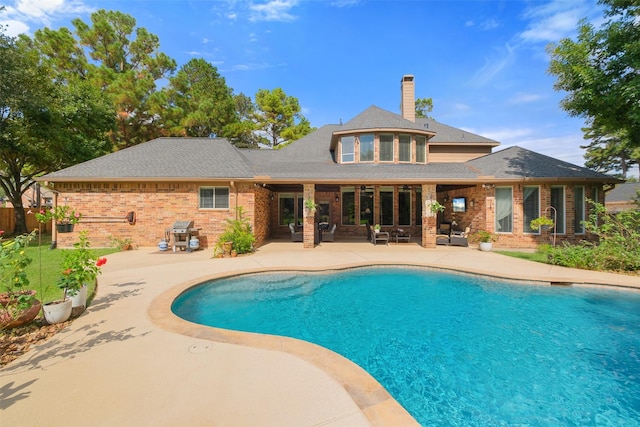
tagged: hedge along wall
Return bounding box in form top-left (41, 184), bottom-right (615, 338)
top-left (51, 181), bottom-right (258, 249)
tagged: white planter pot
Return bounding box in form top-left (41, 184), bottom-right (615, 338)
top-left (69, 285), bottom-right (88, 309)
top-left (43, 299), bottom-right (72, 324)
top-left (479, 242), bottom-right (493, 252)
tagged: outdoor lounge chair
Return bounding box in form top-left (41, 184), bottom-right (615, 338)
top-left (449, 227), bottom-right (470, 247)
top-left (322, 224), bottom-right (337, 242)
top-left (436, 223), bottom-right (452, 245)
top-left (289, 223), bottom-right (303, 242)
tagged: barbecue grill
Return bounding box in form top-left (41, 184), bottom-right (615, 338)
top-left (168, 220), bottom-right (199, 252)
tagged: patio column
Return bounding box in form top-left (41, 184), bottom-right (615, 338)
top-left (302, 184), bottom-right (316, 248)
top-left (421, 184), bottom-right (437, 248)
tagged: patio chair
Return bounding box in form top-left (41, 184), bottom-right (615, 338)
top-left (372, 230), bottom-right (389, 245)
top-left (450, 227), bottom-right (470, 247)
top-left (322, 224), bottom-right (337, 242)
top-left (365, 222), bottom-right (373, 242)
top-left (289, 223), bottom-right (303, 242)
top-left (436, 222), bottom-right (451, 245)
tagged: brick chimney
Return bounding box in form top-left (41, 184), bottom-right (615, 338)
top-left (400, 74), bottom-right (415, 122)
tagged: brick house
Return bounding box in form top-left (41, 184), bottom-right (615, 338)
top-left (39, 75), bottom-right (618, 249)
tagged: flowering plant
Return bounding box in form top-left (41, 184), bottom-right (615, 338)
top-left (0, 231), bottom-right (37, 327)
top-left (57, 231), bottom-right (106, 298)
top-left (35, 206), bottom-right (82, 225)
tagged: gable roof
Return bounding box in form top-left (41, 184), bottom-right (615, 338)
top-left (42, 138), bottom-right (254, 181)
top-left (468, 146), bottom-right (617, 181)
top-left (416, 117), bottom-right (499, 146)
top-left (606, 182), bottom-right (640, 202)
top-left (40, 113), bottom-right (618, 185)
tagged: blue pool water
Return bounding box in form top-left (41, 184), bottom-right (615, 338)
top-left (172, 268), bottom-right (640, 426)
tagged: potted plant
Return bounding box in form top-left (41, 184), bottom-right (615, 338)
top-left (304, 197), bottom-right (317, 214)
top-left (475, 230), bottom-right (497, 252)
top-left (374, 224), bottom-right (381, 233)
top-left (0, 230), bottom-right (41, 329)
top-left (429, 201), bottom-right (445, 214)
top-left (215, 207), bottom-right (255, 256)
top-left (36, 206), bottom-right (82, 233)
top-left (530, 216), bottom-right (554, 231)
top-left (48, 231), bottom-right (107, 319)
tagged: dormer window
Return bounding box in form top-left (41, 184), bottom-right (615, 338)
top-left (359, 134), bottom-right (374, 162)
top-left (341, 136), bottom-right (355, 163)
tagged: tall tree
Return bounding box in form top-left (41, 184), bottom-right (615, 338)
top-left (164, 58), bottom-right (237, 138)
top-left (415, 97), bottom-right (434, 118)
top-left (253, 88), bottom-right (313, 148)
top-left (33, 9), bottom-right (176, 150)
top-left (0, 32), bottom-right (114, 233)
top-left (224, 93), bottom-right (260, 148)
top-left (581, 126), bottom-right (638, 178)
top-left (548, 0), bottom-right (640, 170)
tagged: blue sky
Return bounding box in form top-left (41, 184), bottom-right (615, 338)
top-left (3, 0), bottom-right (623, 173)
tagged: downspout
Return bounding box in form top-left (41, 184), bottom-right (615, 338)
top-left (230, 181), bottom-right (238, 219)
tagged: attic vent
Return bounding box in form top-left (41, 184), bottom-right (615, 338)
top-left (424, 123), bottom-right (429, 128)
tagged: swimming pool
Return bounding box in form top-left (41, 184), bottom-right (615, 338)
top-left (172, 267), bottom-right (640, 426)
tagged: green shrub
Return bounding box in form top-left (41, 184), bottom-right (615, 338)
top-left (548, 201), bottom-right (640, 272)
top-left (216, 207), bottom-right (255, 255)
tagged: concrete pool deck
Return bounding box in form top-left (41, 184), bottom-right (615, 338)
top-left (1, 241), bottom-right (638, 426)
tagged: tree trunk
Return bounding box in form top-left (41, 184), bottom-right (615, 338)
top-left (12, 201), bottom-right (28, 235)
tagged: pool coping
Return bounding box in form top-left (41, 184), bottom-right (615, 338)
top-left (148, 261), bottom-right (638, 426)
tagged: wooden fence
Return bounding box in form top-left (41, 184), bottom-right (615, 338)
top-left (0, 208), bottom-right (50, 234)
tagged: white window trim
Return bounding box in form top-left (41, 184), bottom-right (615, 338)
top-left (495, 186), bottom-right (513, 234)
top-left (341, 136), bottom-right (355, 163)
top-left (398, 134), bottom-right (412, 163)
top-left (379, 133), bottom-right (395, 163)
top-left (199, 186), bottom-right (230, 210)
top-left (551, 185), bottom-right (566, 235)
top-left (574, 186), bottom-right (586, 235)
top-left (359, 134), bottom-right (375, 163)
top-left (523, 185), bottom-right (541, 235)
top-left (415, 136), bottom-right (427, 164)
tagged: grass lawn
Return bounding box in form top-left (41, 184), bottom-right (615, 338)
top-left (495, 250), bottom-right (549, 264)
top-left (24, 233), bottom-right (118, 304)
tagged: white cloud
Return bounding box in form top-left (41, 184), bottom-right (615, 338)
top-left (475, 128), bottom-right (588, 166)
top-left (480, 19), bottom-right (499, 31)
top-left (330, 0), bottom-right (360, 7)
top-left (507, 93), bottom-right (544, 105)
top-left (0, 19), bottom-right (30, 36)
top-left (466, 127), bottom-right (534, 143)
top-left (453, 103), bottom-right (471, 112)
top-left (520, 0), bottom-right (597, 43)
top-left (469, 43), bottom-right (516, 87)
top-left (249, 0), bottom-right (298, 22)
top-left (1, 0), bottom-right (93, 34)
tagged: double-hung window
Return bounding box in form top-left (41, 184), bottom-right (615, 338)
top-left (495, 187), bottom-right (513, 233)
top-left (523, 186), bottom-right (539, 233)
top-left (199, 187), bottom-right (229, 209)
top-left (551, 186), bottom-right (565, 234)
top-left (359, 134), bottom-right (374, 162)
top-left (415, 136), bottom-right (426, 163)
top-left (399, 134), bottom-right (411, 162)
top-left (379, 134), bottom-right (394, 162)
top-left (574, 186), bottom-right (585, 234)
top-left (341, 136), bottom-right (355, 163)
